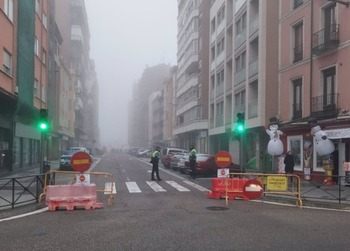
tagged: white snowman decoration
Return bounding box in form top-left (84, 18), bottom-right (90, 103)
top-left (266, 124), bottom-right (284, 156)
top-left (311, 125), bottom-right (334, 156)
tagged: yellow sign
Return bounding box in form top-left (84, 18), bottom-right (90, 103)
top-left (72, 159), bottom-right (90, 165)
top-left (267, 176), bottom-right (287, 191)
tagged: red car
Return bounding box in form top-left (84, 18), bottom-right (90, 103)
top-left (184, 154), bottom-right (240, 177)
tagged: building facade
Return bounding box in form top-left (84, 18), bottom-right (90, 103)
top-left (279, 0), bottom-right (350, 182)
top-left (175, 0), bottom-right (210, 153)
top-left (209, 0), bottom-right (280, 171)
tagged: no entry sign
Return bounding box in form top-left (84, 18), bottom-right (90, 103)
top-left (215, 151), bottom-right (232, 168)
top-left (243, 179), bottom-right (263, 199)
top-left (70, 151), bottom-right (92, 172)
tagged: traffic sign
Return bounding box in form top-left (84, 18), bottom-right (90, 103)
top-left (243, 179), bottom-right (263, 199)
top-left (70, 151), bottom-right (92, 172)
top-left (217, 168), bottom-right (229, 178)
top-left (215, 151), bottom-right (232, 168)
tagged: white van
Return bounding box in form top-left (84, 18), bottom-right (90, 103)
top-left (161, 147), bottom-right (188, 168)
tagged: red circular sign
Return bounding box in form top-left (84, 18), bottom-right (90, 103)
top-left (79, 175), bottom-right (86, 182)
top-left (243, 179), bottom-right (263, 199)
top-left (220, 169), bottom-right (226, 175)
top-left (215, 151), bottom-right (232, 168)
top-left (70, 151), bottom-right (92, 172)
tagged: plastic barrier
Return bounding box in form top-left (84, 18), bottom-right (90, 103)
top-left (207, 178), bottom-right (250, 200)
top-left (39, 170), bottom-right (115, 209)
top-left (45, 184), bottom-right (103, 211)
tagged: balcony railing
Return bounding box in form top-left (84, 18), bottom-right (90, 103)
top-left (311, 93), bottom-right (339, 117)
top-left (312, 24), bottom-right (340, 54)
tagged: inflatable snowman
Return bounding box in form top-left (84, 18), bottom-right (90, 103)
top-left (266, 124), bottom-right (284, 156)
top-left (310, 125), bottom-right (334, 156)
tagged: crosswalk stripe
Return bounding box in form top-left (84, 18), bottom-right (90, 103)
top-left (146, 181), bottom-right (167, 192)
top-left (183, 180), bottom-right (210, 192)
top-left (166, 181), bottom-right (190, 192)
top-left (126, 181), bottom-right (142, 193)
top-left (104, 182), bottom-right (117, 194)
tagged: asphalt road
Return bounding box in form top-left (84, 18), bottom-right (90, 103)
top-left (0, 152), bottom-right (349, 251)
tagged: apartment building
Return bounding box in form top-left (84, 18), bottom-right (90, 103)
top-left (148, 66), bottom-right (177, 148)
top-left (209, 0), bottom-right (279, 170)
top-left (55, 0), bottom-right (93, 148)
top-left (0, 0), bottom-right (17, 172)
top-left (128, 64), bottom-right (171, 148)
top-left (279, 0), bottom-right (350, 181)
top-left (175, 0), bottom-right (210, 153)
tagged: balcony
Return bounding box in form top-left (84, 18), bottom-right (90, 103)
top-left (311, 93), bottom-right (339, 118)
top-left (312, 24), bottom-right (340, 55)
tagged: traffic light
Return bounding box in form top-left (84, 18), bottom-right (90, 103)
top-left (38, 108), bottom-right (49, 132)
top-left (235, 113), bottom-right (245, 134)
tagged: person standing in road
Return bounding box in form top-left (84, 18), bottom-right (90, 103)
top-left (150, 146), bottom-right (162, 181)
top-left (189, 145), bottom-right (197, 179)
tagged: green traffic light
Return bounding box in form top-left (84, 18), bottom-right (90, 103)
top-left (38, 121), bottom-right (49, 132)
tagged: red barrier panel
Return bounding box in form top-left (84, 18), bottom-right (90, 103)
top-left (46, 184), bottom-right (103, 211)
top-left (207, 178), bottom-right (250, 200)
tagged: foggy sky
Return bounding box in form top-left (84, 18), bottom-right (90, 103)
top-left (85, 0), bottom-right (178, 147)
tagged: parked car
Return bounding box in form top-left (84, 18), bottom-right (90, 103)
top-left (178, 155), bottom-right (189, 174)
top-left (170, 153), bottom-right (188, 171)
top-left (137, 149), bottom-right (152, 157)
top-left (161, 148), bottom-right (188, 168)
top-left (182, 154), bottom-right (240, 177)
top-left (59, 147), bottom-right (92, 171)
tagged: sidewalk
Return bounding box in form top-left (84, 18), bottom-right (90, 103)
top-left (0, 160), bottom-right (60, 179)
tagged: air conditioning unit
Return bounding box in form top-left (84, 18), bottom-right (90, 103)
top-left (14, 86), bottom-right (18, 94)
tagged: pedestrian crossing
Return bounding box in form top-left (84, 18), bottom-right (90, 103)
top-left (104, 180), bottom-right (210, 194)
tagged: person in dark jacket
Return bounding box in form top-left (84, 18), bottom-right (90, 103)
top-left (150, 146), bottom-right (162, 181)
top-left (284, 151), bottom-right (295, 174)
top-left (284, 151), bottom-right (295, 183)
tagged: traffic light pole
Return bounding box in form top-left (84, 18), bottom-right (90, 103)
top-left (40, 132), bottom-right (43, 174)
top-left (239, 134), bottom-right (245, 172)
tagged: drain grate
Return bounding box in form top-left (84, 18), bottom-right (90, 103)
top-left (206, 206), bottom-right (229, 211)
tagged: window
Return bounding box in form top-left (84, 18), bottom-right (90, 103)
top-left (34, 37), bottom-right (40, 56)
top-left (292, 78), bottom-right (302, 119)
top-left (235, 90), bottom-right (245, 108)
top-left (42, 13), bottom-right (47, 29)
top-left (293, 0), bottom-right (303, 9)
top-left (322, 67), bottom-right (336, 108)
top-left (235, 12), bottom-right (247, 35)
top-left (287, 136), bottom-right (303, 171)
top-left (34, 79), bottom-right (38, 98)
top-left (235, 51), bottom-right (246, 72)
top-left (211, 18), bottom-right (216, 34)
top-left (42, 49), bottom-right (46, 64)
top-left (3, 50), bottom-right (12, 75)
top-left (35, 0), bottom-right (40, 14)
top-left (4, 0), bottom-right (14, 21)
top-left (293, 22), bottom-right (303, 63)
top-left (324, 3), bottom-right (337, 43)
top-left (217, 37), bottom-right (225, 55)
top-left (217, 5), bottom-right (225, 25)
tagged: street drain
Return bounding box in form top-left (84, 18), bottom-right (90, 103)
top-left (206, 206), bottom-right (229, 211)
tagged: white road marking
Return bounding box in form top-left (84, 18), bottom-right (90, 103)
top-left (0, 207), bottom-right (48, 222)
top-left (126, 182), bottom-right (142, 193)
top-left (146, 181), bottom-right (166, 192)
top-left (104, 182), bottom-right (117, 194)
top-left (166, 181), bottom-right (190, 192)
top-left (183, 180), bottom-right (210, 192)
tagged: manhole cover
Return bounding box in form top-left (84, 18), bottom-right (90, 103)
top-left (206, 206), bottom-right (229, 211)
